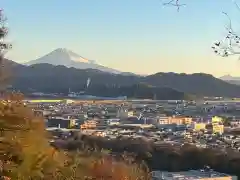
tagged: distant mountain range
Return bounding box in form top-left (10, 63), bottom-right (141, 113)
top-left (24, 48), bottom-right (125, 74)
top-left (220, 75), bottom-right (240, 81)
top-left (3, 57), bottom-right (240, 98)
top-left (220, 75), bottom-right (240, 85)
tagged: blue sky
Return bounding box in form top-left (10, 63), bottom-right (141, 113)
top-left (2, 0), bottom-right (240, 76)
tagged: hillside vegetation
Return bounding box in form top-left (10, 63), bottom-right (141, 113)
top-left (58, 135), bottom-right (240, 179)
top-left (5, 61), bottom-right (240, 97)
top-left (0, 11), bottom-right (148, 180)
top-left (0, 93), bottom-right (149, 179)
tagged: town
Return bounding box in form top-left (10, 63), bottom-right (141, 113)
top-left (26, 98), bottom-right (240, 180)
top-left (3, 0), bottom-right (240, 178)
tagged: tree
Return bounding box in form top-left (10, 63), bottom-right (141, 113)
top-left (0, 10), bottom-right (66, 179)
top-left (162, 0), bottom-right (240, 58)
top-left (0, 99), bottom-right (67, 179)
top-left (0, 11), bottom-right (149, 180)
top-left (0, 9), bottom-right (11, 91)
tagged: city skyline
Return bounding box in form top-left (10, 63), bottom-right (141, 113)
top-left (2, 0), bottom-right (240, 77)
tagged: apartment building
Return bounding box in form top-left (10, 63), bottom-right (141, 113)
top-left (158, 116), bottom-right (192, 125)
top-left (80, 119), bottom-right (97, 129)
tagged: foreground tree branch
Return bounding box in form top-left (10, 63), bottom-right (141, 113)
top-left (163, 0), bottom-right (240, 59)
top-left (162, 0), bottom-right (186, 11)
top-left (212, 11), bottom-right (240, 58)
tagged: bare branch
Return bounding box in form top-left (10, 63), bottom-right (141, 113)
top-left (233, 0), bottom-right (240, 11)
top-left (212, 11), bottom-right (240, 58)
top-left (162, 0), bottom-right (186, 11)
top-left (162, 0), bottom-right (240, 59)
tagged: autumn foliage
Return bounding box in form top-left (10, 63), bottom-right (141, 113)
top-left (0, 10), bottom-right (148, 180)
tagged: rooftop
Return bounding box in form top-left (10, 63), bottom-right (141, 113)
top-left (151, 170), bottom-right (233, 180)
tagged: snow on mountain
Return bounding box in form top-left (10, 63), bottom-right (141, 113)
top-left (24, 48), bottom-right (121, 74)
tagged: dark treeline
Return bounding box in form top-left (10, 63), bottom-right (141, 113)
top-left (6, 61), bottom-right (240, 97)
top-left (15, 81), bottom-right (186, 100)
top-left (86, 84), bottom-right (185, 100)
top-left (56, 135), bottom-right (240, 178)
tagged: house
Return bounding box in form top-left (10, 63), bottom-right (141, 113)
top-left (47, 116), bottom-right (77, 129)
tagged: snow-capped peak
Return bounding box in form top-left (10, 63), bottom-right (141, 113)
top-left (53, 48), bottom-right (96, 64)
top-left (24, 48), bottom-right (121, 74)
top-left (220, 74), bottom-right (240, 81)
top-left (25, 48), bottom-right (96, 66)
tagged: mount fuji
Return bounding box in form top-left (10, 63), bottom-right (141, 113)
top-left (220, 74), bottom-right (240, 81)
top-left (24, 48), bottom-right (122, 74)
top-left (220, 74), bottom-right (240, 85)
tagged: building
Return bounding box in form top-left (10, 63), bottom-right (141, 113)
top-left (194, 123), bottom-right (207, 131)
top-left (25, 99), bottom-right (62, 104)
top-left (105, 108), bottom-right (119, 118)
top-left (80, 120), bottom-right (97, 129)
top-left (151, 170), bottom-right (237, 180)
top-left (212, 116), bottom-right (223, 124)
top-left (230, 119), bottom-right (240, 126)
top-left (61, 99), bottom-right (75, 104)
top-left (118, 124), bottom-right (153, 129)
top-left (47, 116), bottom-right (77, 129)
top-left (92, 130), bottom-right (106, 137)
top-left (117, 108), bottom-right (128, 119)
top-left (158, 116), bottom-right (192, 125)
top-left (213, 124), bottom-right (224, 134)
top-left (211, 116), bottom-right (224, 134)
top-left (108, 118), bottom-right (120, 125)
top-left (127, 110), bottom-right (134, 117)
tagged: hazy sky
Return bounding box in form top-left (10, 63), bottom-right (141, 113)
top-left (2, 0), bottom-right (240, 76)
